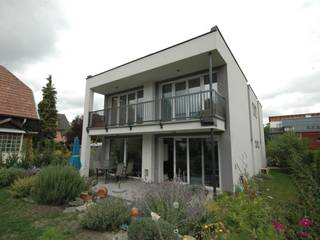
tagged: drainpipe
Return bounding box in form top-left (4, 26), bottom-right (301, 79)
top-left (209, 52), bottom-right (217, 198)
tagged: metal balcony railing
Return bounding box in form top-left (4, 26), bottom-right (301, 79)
top-left (88, 90), bottom-right (226, 128)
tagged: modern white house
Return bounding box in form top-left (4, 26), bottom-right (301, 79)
top-left (80, 26), bottom-right (266, 192)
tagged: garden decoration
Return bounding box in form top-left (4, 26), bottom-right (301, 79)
top-left (69, 137), bottom-right (81, 170)
top-left (131, 207), bottom-right (139, 217)
top-left (96, 186), bottom-right (108, 199)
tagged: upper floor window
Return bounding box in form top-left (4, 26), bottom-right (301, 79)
top-left (252, 103), bottom-right (257, 118)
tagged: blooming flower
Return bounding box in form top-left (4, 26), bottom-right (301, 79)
top-left (298, 218), bottom-right (313, 228)
top-left (150, 211), bottom-right (160, 221)
top-left (297, 231), bottom-right (309, 238)
top-left (272, 219), bottom-right (285, 232)
top-left (173, 201), bottom-right (179, 209)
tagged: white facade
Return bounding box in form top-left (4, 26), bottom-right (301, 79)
top-left (80, 27), bottom-right (266, 192)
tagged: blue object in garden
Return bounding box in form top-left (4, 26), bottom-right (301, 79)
top-left (69, 136), bottom-right (81, 170)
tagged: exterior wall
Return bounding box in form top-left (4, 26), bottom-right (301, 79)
top-left (247, 86), bottom-right (266, 174)
top-left (301, 132), bottom-right (320, 150)
top-left (216, 35), bottom-right (255, 190)
top-left (142, 134), bottom-right (156, 182)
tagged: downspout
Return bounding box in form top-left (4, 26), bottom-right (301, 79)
top-left (209, 52), bottom-right (217, 198)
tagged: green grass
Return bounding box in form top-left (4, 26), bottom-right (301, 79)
top-left (0, 188), bottom-right (125, 240)
top-left (259, 169), bottom-right (297, 206)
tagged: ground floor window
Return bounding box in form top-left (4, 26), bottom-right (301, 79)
top-left (0, 133), bottom-right (23, 153)
top-left (109, 137), bottom-right (142, 177)
top-left (163, 137), bottom-right (219, 187)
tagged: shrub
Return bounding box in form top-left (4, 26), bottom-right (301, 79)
top-left (128, 217), bottom-right (179, 240)
top-left (80, 197), bottom-right (130, 231)
top-left (10, 175), bottom-right (37, 198)
top-left (203, 193), bottom-right (280, 240)
top-left (135, 181), bottom-right (207, 235)
top-left (266, 132), bottom-right (307, 168)
top-left (32, 165), bottom-right (85, 205)
top-left (0, 168), bottom-right (26, 187)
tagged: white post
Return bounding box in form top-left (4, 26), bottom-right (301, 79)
top-left (80, 86), bottom-right (94, 176)
top-left (142, 134), bottom-right (155, 182)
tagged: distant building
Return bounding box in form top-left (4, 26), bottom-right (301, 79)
top-left (55, 113), bottom-right (70, 143)
top-left (269, 113), bottom-right (320, 150)
top-left (0, 65), bottom-right (39, 160)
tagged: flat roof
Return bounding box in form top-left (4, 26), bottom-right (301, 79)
top-left (87, 26), bottom-right (249, 83)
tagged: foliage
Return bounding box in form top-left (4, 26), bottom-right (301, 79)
top-left (284, 150), bottom-right (320, 238)
top-left (128, 217), bottom-right (179, 240)
top-left (2, 152), bottom-right (21, 168)
top-left (10, 175), bottom-right (38, 198)
top-left (135, 181), bottom-right (207, 235)
top-left (65, 115), bottom-right (83, 145)
top-left (202, 192), bottom-right (283, 240)
top-left (266, 132), bottom-right (307, 168)
top-left (0, 168), bottom-right (26, 187)
top-left (80, 197), bottom-right (130, 231)
top-left (38, 75), bottom-right (58, 140)
top-left (32, 165), bottom-right (85, 205)
top-left (264, 123), bottom-right (271, 143)
top-left (33, 140), bottom-right (70, 167)
top-left (39, 227), bottom-right (65, 240)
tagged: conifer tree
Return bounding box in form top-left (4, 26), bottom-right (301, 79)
top-left (38, 75), bottom-right (58, 140)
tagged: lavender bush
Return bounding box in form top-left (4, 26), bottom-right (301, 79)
top-left (135, 181), bottom-right (207, 235)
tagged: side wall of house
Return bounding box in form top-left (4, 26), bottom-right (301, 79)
top-left (248, 86), bottom-right (266, 174)
top-left (216, 35), bottom-right (254, 190)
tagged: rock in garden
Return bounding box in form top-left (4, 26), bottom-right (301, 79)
top-left (63, 207), bottom-right (78, 213)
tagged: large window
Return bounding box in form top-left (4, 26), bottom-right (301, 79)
top-left (163, 137), bottom-right (219, 187)
top-left (159, 72), bottom-right (218, 120)
top-left (108, 89), bottom-right (144, 126)
top-left (0, 133), bottom-right (22, 153)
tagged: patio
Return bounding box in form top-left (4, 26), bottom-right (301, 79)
top-left (94, 177), bottom-right (152, 202)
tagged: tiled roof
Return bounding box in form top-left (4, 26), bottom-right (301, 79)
top-left (0, 65), bottom-right (38, 119)
top-left (57, 113), bottom-right (70, 130)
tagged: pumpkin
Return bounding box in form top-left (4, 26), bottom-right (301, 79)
top-left (131, 207), bottom-right (139, 217)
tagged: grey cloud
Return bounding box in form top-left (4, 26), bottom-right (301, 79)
top-left (0, 0), bottom-right (66, 71)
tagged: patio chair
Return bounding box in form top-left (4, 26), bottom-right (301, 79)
top-left (115, 163), bottom-right (125, 181)
top-left (125, 161), bottom-right (134, 176)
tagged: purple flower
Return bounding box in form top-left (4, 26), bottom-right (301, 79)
top-left (298, 218), bottom-right (313, 228)
top-left (297, 231), bottom-right (309, 238)
top-left (272, 219), bottom-right (285, 232)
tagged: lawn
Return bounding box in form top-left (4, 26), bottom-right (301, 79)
top-left (257, 169), bottom-right (297, 208)
top-left (0, 188), bottom-right (126, 240)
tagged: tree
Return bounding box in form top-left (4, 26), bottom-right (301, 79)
top-left (264, 123), bottom-right (271, 143)
top-left (38, 75), bottom-right (58, 140)
top-left (66, 115), bottom-right (83, 145)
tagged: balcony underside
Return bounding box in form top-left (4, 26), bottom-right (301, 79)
top-left (88, 117), bottom-right (226, 136)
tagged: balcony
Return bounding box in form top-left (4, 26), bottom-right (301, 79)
top-left (88, 90), bottom-right (226, 129)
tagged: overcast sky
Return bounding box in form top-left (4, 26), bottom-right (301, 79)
top-left (1, 0), bottom-right (319, 123)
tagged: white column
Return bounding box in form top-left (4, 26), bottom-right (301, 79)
top-left (142, 134), bottom-right (155, 182)
top-left (80, 87), bottom-right (94, 176)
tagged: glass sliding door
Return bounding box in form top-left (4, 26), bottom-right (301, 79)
top-left (175, 81), bottom-right (186, 120)
top-left (161, 84), bottom-right (172, 121)
top-left (189, 138), bottom-right (202, 185)
top-left (175, 138), bottom-right (187, 182)
top-left (110, 97), bottom-right (118, 125)
top-left (203, 73), bottom-right (218, 115)
top-left (136, 90), bottom-right (144, 123)
top-left (128, 93), bottom-right (136, 124)
top-left (119, 95), bottom-right (127, 125)
top-left (126, 137), bottom-right (142, 177)
top-left (188, 78), bottom-right (201, 118)
top-left (109, 138), bottom-right (125, 167)
top-left (204, 138), bottom-right (219, 187)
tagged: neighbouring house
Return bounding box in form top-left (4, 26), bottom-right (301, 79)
top-left (80, 26), bottom-right (266, 192)
top-left (269, 113), bottom-right (320, 150)
top-left (0, 65), bottom-right (39, 161)
top-left (55, 113), bottom-right (70, 143)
